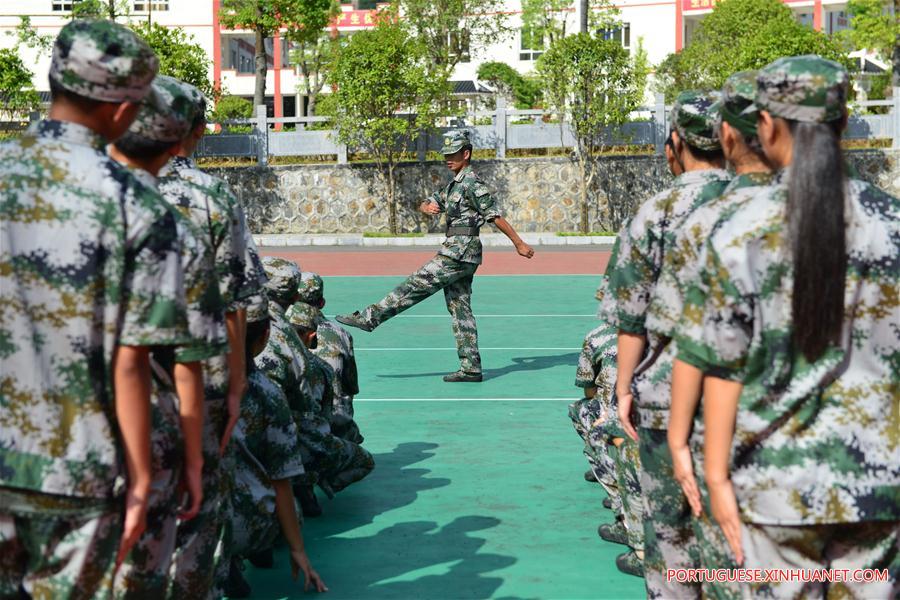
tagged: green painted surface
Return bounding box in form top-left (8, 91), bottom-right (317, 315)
top-left (242, 275), bottom-right (645, 599)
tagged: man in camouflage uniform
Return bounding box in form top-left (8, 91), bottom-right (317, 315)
top-left (109, 75), bottom-right (232, 598)
top-left (221, 293), bottom-right (327, 597)
top-left (649, 71), bottom-right (773, 600)
top-left (286, 302), bottom-right (375, 498)
top-left (337, 130), bottom-right (535, 382)
top-left (0, 20), bottom-right (192, 598)
top-left (297, 272), bottom-right (364, 444)
top-left (676, 56), bottom-right (900, 600)
top-left (601, 91), bottom-right (731, 596)
top-left (152, 80), bottom-right (262, 600)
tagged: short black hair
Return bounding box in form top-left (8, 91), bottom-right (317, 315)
top-left (190, 97), bottom-right (207, 131)
top-left (684, 143), bottom-right (725, 163)
top-left (49, 77), bottom-right (110, 112)
top-left (461, 143), bottom-right (473, 156)
top-left (245, 317), bottom-right (271, 368)
top-left (113, 131), bottom-right (175, 161)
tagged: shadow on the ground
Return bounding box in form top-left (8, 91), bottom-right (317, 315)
top-left (376, 352), bottom-right (579, 382)
top-left (244, 442), bottom-right (516, 599)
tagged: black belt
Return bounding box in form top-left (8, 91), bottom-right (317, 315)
top-left (446, 225), bottom-right (480, 236)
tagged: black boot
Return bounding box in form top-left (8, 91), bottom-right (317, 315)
top-left (442, 370), bottom-right (483, 382)
top-left (335, 312), bottom-right (374, 332)
top-left (598, 520), bottom-right (628, 546)
top-left (602, 496), bottom-right (613, 509)
top-left (295, 484), bottom-right (323, 518)
top-left (584, 469), bottom-right (598, 483)
top-left (615, 550), bottom-right (644, 578)
top-left (247, 548), bottom-right (274, 569)
top-left (223, 558), bottom-right (252, 598)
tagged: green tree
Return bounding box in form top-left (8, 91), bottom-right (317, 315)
top-left (396, 0), bottom-right (511, 72)
top-left (8, 17), bottom-right (53, 55)
top-left (0, 48), bottom-right (40, 120)
top-left (476, 61), bottom-right (542, 108)
top-left (210, 95), bottom-right (254, 122)
top-left (220, 0), bottom-right (333, 108)
top-left (656, 0), bottom-right (849, 101)
top-left (66, 0), bottom-right (131, 19)
top-left (520, 0), bottom-right (617, 50)
top-left (839, 0), bottom-right (900, 61)
top-left (284, 0), bottom-right (341, 116)
top-left (536, 33), bottom-right (646, 232)
top-left (130, 21), bottom-right (216, 100)
top-left (322, 16), bottom-right (448, 233)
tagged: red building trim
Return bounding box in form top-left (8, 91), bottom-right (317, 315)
top-left (675, 0), bottom-right (683, 51)
top-left (813, 0), bottom-right (823, 30)
top-left (273, 34), bottom-right (283, 129)
top-left (212, 0), bottom-right (221, 95)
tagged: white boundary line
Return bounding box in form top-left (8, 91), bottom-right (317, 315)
top-left (381, 314), bottom-right (596, 318)
top-left (355, 397), bottom-right (572, 402)
top-left (322, 273), bottom-right (603, 278)
top-left (355, 347), bottom-right (579, 351)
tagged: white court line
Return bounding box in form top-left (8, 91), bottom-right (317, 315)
top-left (355, 347), bottom-right (579, 351)
top-left (384, 314), bottom-right (596, 318)
top-left (355, 397), bottom-right (572, 402)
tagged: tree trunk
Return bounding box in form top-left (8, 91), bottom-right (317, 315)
top-left (578, 154), bottom-right (589, 233)
top-left (893, 0), bottom-right (899, 86)
top-left (254, 27), bottom-right (267, 109)
top-left (579, 0), bottom-right (589, 34)
top-left (387, 161), bottom-right (398, 234)
top-left (107, 0), bottom-right (116, 19)
top-left (308, 94), bottom-right (317, 117)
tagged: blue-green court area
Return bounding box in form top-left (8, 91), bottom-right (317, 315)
top-left (243, 275), bottom-right (645, 599)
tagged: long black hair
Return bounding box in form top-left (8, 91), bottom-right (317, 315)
top-left (787, 118), bottom-right (846, 362)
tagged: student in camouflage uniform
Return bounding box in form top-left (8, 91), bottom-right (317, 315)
top-left (601, 91), bottom-right (731, 596)
top-left (286, 302), bottom-right (375, 498)
top-left (337, 130), bottom-right (535, 382)
top-left (650, 71), bottom-right (774, 600)
top-left (677, 56), bottom-right (900, 599)
top-left (0, 20), bottom-right (191, 598)
top-left (297, 272), bottom-right (364, 444)
top-left (109, 75), bottom-right (231, 598)
top-left (221, 293), bottom-right (328, 597)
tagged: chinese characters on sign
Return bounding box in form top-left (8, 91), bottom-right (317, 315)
top-left (332, 10), bottom-right (377, 28)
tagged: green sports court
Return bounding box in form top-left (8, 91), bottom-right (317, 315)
top-left (242, 265), bottom-right (645, 599)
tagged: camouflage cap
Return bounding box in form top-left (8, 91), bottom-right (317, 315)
top-left (720, 71), bottom-right (760, 139)
top-left (297, 272), bottom-right (324, 305)
top-left (286, 302), bottom-right (322, 331)
top-left (128, 76), bottom-right (201, 143)
top-left (441, 129), bottom-right (472, 155)
top-left (261, 256), bottom-right (302, 304)
top-left (49, 19), bottom-right (159, 103)
top-left (756, 55), bottom-right (848, 123)
top-left (671, 90), bottom-right (722, 152)
top-left (245, 292), bottom-right (270, 324)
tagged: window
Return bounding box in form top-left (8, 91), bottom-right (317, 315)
top-left (519, 26), bottom-right (543, 61)
top-left (449, 30), bottom-right (471, 64)
top-left (133, 1), bottom-right (170, 10)
top-left (600, 23), bottom-right (631, 50)
top-left (52, 1), bottom-right (74, 10)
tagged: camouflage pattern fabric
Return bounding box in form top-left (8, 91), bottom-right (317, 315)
top-left (128, 75), bottom-right (201, 143)
top-left (315, 320), bottom-right (363, 443)
top-left (257, 301), bottom-right (315, 421)
top-left (261, 256), bottom-right (302, 305)
top-left (428, 164), bottom-right (501, 265)
top-left (614, 437), bottom-right (644, 553)
top-left (719, 70), bottom-right (762, 139)
top-left (0, 490), bottom-right (120, 599)
top-left (361, 255), bottom-right (482, 373)
top-left (568, 397), bottom-right (621, 515)
top-left (675, 176), bottom-right (900, 525)
top-left (638, 427), bottom-right (700, 598)
top-left (739, 521), bottom-right (899, 599)
top-left (756, 55), bottom-right (849, 123)
top-left (49, 19), bottom-right (158, 103)
top-left (0, 119), bottom-right (189, 500)
top-left (440, 128), bottom-right (472, 154)
top-left (670, 90), bottom-right (722, 151)
top-left (600, 168), bottom-right (732, 430)
top-left (297, 271), bottom-right (324, 305)
top-left (229, 368), bottom-right (306, 557)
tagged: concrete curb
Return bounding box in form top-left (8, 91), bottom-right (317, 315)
top-left (254, 232), bottom-right (616, 248)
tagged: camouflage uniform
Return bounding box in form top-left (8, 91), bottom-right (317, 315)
top-left (346, 130), bottom-right (501, 375)
top-left (151, 80), bottom-right (263, 600)
top-left (299, 272), bottom-right (363, 443)
top-left (675, 57), bottom-right (900, 599)
top-left (601, 91), bottom-right (731, 597)
top-left (114, 77), bottom-right (231, 599)
top-left (646, 71), bottom-right (772, 600)
top-left (286, 303), bottom-right (375, 496)
top-left (0, 20), bottom-right (189, 599)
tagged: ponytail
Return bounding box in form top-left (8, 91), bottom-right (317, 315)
top-left (787, 119), bottom-right (846, 362)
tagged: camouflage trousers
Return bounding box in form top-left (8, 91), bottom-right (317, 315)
top-left (0, 488), bottom-right (120, 599)
top-left (614, 437), bottom-right (644, 552)
top-left (298, 416), bottom-right (375, 495)
top-left (169, 397), bottom-right (231, 600)
top-left (115, 390), bottom-right (182, 599)
top-left (638, 427), bottom-right (701, 599)
top-left (740, 520), bottom-right (900, 599)
top-left (361, 254), bottom-right (482, 373)
top-left (568, 397), bottom-right (622, 515)
top-left (331, 405), bottom-right (365, 445)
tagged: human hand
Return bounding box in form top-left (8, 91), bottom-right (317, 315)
top-left (116, 483), bottom-right (149, 569)
top-left (515, 242), bottom-right (535, 259)
top-left (670, 443), bottom-right (702, 517)
top-left (177, 460), bottom-right (203, 521)
top-left (290, 549), bottom-right (329, 592)
top-left (709, 478), bottom-right (744, 564)
top-left (420, 202), bottom-right (441, 215)
top-left (616, 390), bottom-right (638, 442)
top-left (220, 377), bottom-right (246, 456)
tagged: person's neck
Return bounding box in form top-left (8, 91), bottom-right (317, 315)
top-left (682, 156), bottom-right (723, 173)
top-left (47, 103), bottom-right (109, 141)
top-left (108, 146), bottom-right (163, 177)
top-left (733, 159), bottom-right (771, 175)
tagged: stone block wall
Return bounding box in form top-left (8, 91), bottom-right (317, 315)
top-left (205, 149), bottom-right (900, 235)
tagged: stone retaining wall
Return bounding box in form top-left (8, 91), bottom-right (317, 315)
top-left (206, 150), bottom-right (900, 235)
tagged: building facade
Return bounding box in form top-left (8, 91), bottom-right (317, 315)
top-left (1, 0), bottom-right (853, 116)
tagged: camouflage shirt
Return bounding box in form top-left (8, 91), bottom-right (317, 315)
top-left (0, 120), bottom-right (190, 499)
top-left (312, 320), bottom-right (359, 417)
top-left (431, 165), bottom-right (502, 265)
top-left (255, 302), bottom-right (315, 420)
top-left (306, 351), bottom-right (335, 424)
top-left (600, 168), bottom-right (731, 429)
top-left (575, 323), bottom-right (618, 395)
top-left (232, 368), bottom-right (305, 520)
top-left (675, 177), bottom-right (900, 525)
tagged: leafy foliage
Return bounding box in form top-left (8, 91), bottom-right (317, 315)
top-left (476, 61), bottom-right (542, 108)
top-left (283, 0), bottom-right (341, 116)
top-left (838, 0), bottom-right (900, 61)
top-left (655, 0), bottom-right (849, 102)
top-left (520, 0), bottom-right (618, 49)
top-left (67, 0), bottom-right (131, 19)
top-left (536, 33), bottom-right (647, 231)
top-left (322, 14), bottom-right (448, 233)
top-left (0, 48), bottom-right (40, 120)
top-left (209, 95), bottom-right (254, 122)
top-left (129, 21), bottom-right (216, 100)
